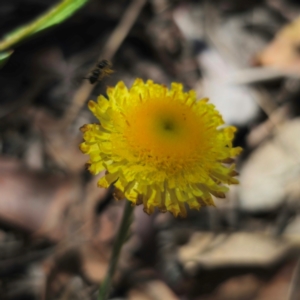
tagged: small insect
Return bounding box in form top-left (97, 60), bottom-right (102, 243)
top-left (86, 59), bottom-right (113, 84)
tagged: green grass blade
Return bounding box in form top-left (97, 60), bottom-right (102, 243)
top-left (0, 0), bottom-right (89, 53)
top-left (0, 50), bottom-right (13, 66)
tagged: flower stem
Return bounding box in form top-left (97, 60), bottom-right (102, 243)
top-left (98, 200), bottom-right (134, 300)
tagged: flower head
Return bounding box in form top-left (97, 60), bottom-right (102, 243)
top-left (80, 79), bottom-right (242, 217)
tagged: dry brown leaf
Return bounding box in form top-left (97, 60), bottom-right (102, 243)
top-left (128, 280), bottom-right (179, 300)
top-left (239, 118), bottom-right (300, 212)
top-left (0, 157), bottom-right (81, 240)
top-left (256, 17), bottom-right (300, 73)
top-left (179, 232), bottom-right (296, 274)
top-left (200, 274), bottom-right (262, 300)
top-left (80, 244), bottom-right (110, 283)
top-left (255, 260), bottom-right (298, 300)
top-left (0, 155), bottom-right (111, 243)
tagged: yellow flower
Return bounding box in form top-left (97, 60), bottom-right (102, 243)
top-left (80, 79), bottom-right (242, 217)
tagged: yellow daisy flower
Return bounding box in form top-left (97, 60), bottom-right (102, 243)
top-left (80, 79), bottom-right (242, 217)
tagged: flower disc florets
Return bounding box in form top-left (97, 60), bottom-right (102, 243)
top-left (80, 79), bottom-right (242, 217)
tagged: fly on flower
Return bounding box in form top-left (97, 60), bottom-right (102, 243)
top-left (80, 79), bottom-right (242, 217)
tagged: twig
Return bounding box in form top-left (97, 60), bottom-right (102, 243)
top-left (228, 67), bottom-right (300, 85)
top-left (247, 105), bottom-right (290, 147)
top-left (266, 0), bottom-right (300, 21)
top-left (287, 258), bottom-right (300, 300)
top-left (61, 0), bottom-right (147, 128)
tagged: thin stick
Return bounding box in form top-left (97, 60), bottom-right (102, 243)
top-left (62, 0), bottom-right (147, 128)
top-left (287, 259), bottom-right (300, 300)
top-left (98, 200), bottom-right (134, 300)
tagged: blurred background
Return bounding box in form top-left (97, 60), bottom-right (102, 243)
top-left (1, 0), bottom-right (300, 299)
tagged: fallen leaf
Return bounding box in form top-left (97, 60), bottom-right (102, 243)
top-left (179, 232), bottom-right (296, 273)
top-left (256, 16), bottom-right (300, 73)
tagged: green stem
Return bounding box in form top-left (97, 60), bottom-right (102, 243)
top-left (98, 200), bottom-right (134, 300)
